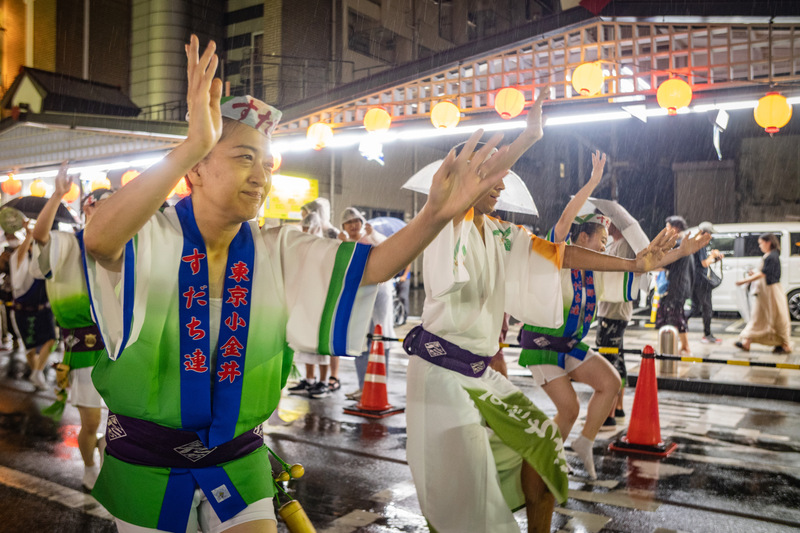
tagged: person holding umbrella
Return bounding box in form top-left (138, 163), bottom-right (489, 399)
top-left (82, 35), bottom-right (527, 533)
top-left (32, 164), bottom-right (112, 490)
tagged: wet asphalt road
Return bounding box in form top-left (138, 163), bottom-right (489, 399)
top-left (0, 324), bottom-right (799, 533)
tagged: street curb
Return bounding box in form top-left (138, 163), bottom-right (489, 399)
top-left (627, 374), bottom-right (800, 403)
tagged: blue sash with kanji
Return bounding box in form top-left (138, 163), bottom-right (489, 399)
top-left (559, 268), bottom-right (596, 364)
top-left (175, 197), bottom-right (255, 448)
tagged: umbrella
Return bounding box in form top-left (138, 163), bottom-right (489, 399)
top-left (401, 160), bottom-right (538, 216)
top-left (367, 216), bottom-right (406, 238)
top-left (0, 196), bottom-right (79, 225)
top-left (583, 197), bottom-right (650, 254)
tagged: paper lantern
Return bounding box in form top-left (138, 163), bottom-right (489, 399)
top-left (494, 88), bottom-right (525, 119)
top-left (2, 174), bottom-right (21, 196)
top-left (364, 108), bottom-right (392, 132)
top-left (657, 78), bottom-right (692, 116)
top-left (91, 176), bottom-right (111, 191)
top-left (431, 101), bottom-right (460, 129)
top-left (30, 180), bottom-right (47, 197)
top-left (272, 151), bottom-right (282, 172)
top-left (63, 183), bottom-right (80, 203)
top-left (121, 169), bottom-right (140, 187)
top-left (307, 122), bottom-right (333, 150)
top-left (571, 62), bottom-right (604, 96)
top-left (169, 177), bottom-right (191, 199)
top-left (754, 92), bottom-right (792, 134)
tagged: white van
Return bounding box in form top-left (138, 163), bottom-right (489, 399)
top-left (688, 222), bottom-right (800, 321)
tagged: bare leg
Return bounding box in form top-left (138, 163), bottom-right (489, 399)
top-left (34, 339), bottom-right (55, 371)
top-left (304, 363), bottom-right (316, 382)
top-left (329, 356), bottom-right (339, 380)
top-left (77, 406), bottom-right (101, 466)
top-left (540, 375), bottom-right (580, 440)
top-left (521, 461), bottom-right (554, 533)
top-left (569, 356), bottom-right (621, 441)
top-left (678, 332), bottom-right (691, 355)
top-left (318, 363), bottom-right (329, 382)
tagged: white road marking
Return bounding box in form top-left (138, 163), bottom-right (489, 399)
top-left (554, 506), bottom-right (612, 532)
top-left (570, 488), bottom-right (662, 511)
top-left (0, 464), bottom-right (112, 521)
top-left (318, 509), bottom-right (381, 532)
top-left (370, 480), bottom-right (417, 503)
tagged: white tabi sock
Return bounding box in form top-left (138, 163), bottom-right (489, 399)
top-left (572, 434), bottom-right (597, 480)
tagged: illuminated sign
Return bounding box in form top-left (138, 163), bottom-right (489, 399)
top-left (262, 174), bottom-right (319, 220)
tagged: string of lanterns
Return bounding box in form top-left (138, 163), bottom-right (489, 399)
top-left (302, 61), bottom-right (793, 151)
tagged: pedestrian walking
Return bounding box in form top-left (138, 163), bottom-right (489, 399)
top-left (735, 233), bottom-right (792, 354)
top-left (687, 221), bottom-right (723, 344)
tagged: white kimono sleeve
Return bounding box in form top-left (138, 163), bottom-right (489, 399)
top-left (279, 226), bottom-right (378, 357)
top-left (423, 213), bottom-right (473, 299)
top-left (37, 231), bottom-right (71, 280)
top-left (504, 223), bottom-right (566, 329)
top-left (85, 213), bottom-right (166, 361)
top-left (595, 270), bottom-right (640, 303)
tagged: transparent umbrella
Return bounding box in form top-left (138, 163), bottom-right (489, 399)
top-left (401, 160), bottom-right (538, 216)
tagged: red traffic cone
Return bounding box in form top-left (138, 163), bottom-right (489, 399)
top-left (609, 345), bottom-right (677, 457)
top-left (343, 324), bottom-right (404, 419)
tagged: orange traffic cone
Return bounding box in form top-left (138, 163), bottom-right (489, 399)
top-left (609, 345), bottom-right (677, 457)
top-left (343, 324), bottom-right (404, 419)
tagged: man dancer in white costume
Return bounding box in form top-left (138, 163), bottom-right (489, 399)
top-left (403, 90), bottom-right (685, 533)
top-left (83, 35), bottom-right (533, 533)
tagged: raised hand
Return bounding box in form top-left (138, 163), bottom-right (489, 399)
top-left (185, 35), bottom-right (223, 159)
top-left (524, 85), bottom-right (548, 143)
top-left (679, 231), bottom-right (712, 256)
top-left (54, 162), bottom-right (73, 198)
top-left (426, 129), bottom-right (507, 222)
top-left (589, 150), bottom-right (606, 186)
top-left (634, 227), bottom-right (679, 272)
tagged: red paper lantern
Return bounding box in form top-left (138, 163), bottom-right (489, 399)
top-left (121, 169), bottom-right (140, 187)
top-left (2, 174), bottom-right (21, 196)
top-left (494, 88), bottom-right (525, 119)
top-left (657, 78), bottom-right (692, 116)
top-left (63, 183), bottom-right (80, 203)
top-left (169, 177), bottom-right (191, 199)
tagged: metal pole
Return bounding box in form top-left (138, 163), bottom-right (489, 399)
top-left (657, 325), bottom-right (679, 376)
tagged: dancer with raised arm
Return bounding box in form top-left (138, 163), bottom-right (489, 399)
top-left (403, 96), bottom-right (694, 532)
top-left (83, 36), bottom-right (526, 533)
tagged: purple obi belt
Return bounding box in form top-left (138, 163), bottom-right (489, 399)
top-left (105, 412), bottom-right (264, 469)
top-left (518, 329), bottom-right (581, 354)
top-left (63, 324), bottom-right (105, 353)
top-left (403, 325), bottom-right (490, 378)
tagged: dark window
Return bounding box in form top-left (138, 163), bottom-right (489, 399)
top-left (347, 9), bottom-right (398, 63)
top-left (791, 232), bottom-right (800, 256)
top-left (439, 1), bottom-right (454, 42)
top-left (225, 5), bottom-right (264, 26)
top-left (225, 33), bottom-right (252, 51)
top-left (742, 232), bottom-right (781, 257)
top-left (709, 233), bottom-right (736, 258)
